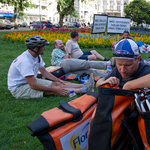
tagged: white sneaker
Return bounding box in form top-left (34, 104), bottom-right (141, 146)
top-left (84, 73), bottom-right (95, 93)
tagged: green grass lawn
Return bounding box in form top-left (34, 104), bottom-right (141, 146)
top-left (0, 31), bottom-right (150, 150)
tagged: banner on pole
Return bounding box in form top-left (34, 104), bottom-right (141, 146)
top-left (92, 14), bottom-right (108, 34)
top-left (107, 16), bottom-right (130, 34)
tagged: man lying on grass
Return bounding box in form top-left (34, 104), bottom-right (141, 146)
top-left (52, 39), bottom-right (115, 76)
top-left (7, 36), bottom-right (94, 99)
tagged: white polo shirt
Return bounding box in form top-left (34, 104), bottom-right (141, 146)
top-left (7, 50), bottom-right (45, 93)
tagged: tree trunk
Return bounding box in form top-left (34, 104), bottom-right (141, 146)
top-left (14, 2), bottom-right (18, 29)
top-left (59, 14), bottom-right (64, 27)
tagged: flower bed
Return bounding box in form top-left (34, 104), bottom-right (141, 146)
top-left (3, 28), bottom-right (150, 48)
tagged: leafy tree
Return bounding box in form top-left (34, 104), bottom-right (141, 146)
top-left (57, 0), bottom-right (90, 27)
top-left (57, 0), bottom-right (77, 27)
top-left (0, 0), bottom-right (35, 29)
top-left (124, 0), bottom-right (150, 26)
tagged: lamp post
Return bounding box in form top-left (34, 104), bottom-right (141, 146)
top-left (39, 0), bottom-right (42, 28)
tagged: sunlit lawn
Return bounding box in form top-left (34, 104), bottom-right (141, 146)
top-left (0, 30), bottom-right (150, 150)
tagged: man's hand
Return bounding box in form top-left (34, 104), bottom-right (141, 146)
top-left (63, 46), bottom-right (69, 59)
top-left (64, 45), bottom-right (67, 52)
top-left (53, 79), bottom-right (67, 86)
top-left (58, 79), bottom-right (66, 85)
top-left (103, 77), bottom-right (120, 87)
top-left (96, 77), bottom-right (120, 88)
top-left (54, 86), bottom-right (69, 96)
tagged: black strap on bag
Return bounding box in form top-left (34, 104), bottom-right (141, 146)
top-left (112, 108), bottom-right (144, 150)
top-left (112, 128), bottom-right (129, 150)
top-left (117, 137), bottom-right (133, 150)
top-left (121, 109), bottom-right (139, 150)
top-left (101, 87), bottom-right (138, 96)
top-left (59, 102), bottom-right (82, 119)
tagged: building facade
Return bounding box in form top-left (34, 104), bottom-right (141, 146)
top-left (0, 0), bottom-right (150, 24)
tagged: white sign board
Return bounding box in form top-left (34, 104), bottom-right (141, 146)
top-left (92, 15), bottom-right (108, 34)
top-left (107, 16), bottom-right (130, 34)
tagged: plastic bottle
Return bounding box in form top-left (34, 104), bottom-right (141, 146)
top-left (69, 90), bottom-right (77, 101)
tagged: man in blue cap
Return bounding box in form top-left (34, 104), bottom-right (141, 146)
top-left (96, 39), bottom-right (150, 90)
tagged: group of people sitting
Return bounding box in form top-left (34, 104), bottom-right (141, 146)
top-left (7, 30), bottom-right (150, 99)
top-left (51, 31), bottom-right (112, 77)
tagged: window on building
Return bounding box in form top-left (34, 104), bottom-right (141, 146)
top-left (117, 3), bottom-right (120, 10)
top-left (41, 6), bottom-right (46, 10)
top-left (75, 0), bottom-right (79, 6)
top-left (124, 2), bottom-right (127, 9)
top-left (103, 2), bottom-right (107, 11)
top-left (95, 4), bottom-right (97, 10)
top-left (110, 2), bottom-right (113, 10)
top-left (97, 4), bottom-right (100, 10)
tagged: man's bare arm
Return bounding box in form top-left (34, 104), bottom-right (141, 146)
top-left (25, 75), bottom-right (68, 96)
top-left (96, 77), bottom-right (120, 88)
top-left (26, 75), bottom-right (57, 91)
top-left (123, 74), bottom-right (150, 90)
top-left (96, 78), bottom-right (105, 88)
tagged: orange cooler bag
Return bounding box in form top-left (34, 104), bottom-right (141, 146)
top-left (27, 92), bottom-right (98, 150)
top-left (88, 84), bottom-right (144, 150)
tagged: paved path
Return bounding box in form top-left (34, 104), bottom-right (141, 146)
top-left (0, 27), bottom-right (32, 32)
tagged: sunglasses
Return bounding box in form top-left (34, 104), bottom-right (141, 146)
top-left (113, 53), bottom-right (138, 59)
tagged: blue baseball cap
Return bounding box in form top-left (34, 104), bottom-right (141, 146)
top-left (113, 39), bottom-right (139, 59)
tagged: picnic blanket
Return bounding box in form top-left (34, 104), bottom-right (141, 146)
top-left (134, 41), bottom-right (150, 53)
top-left (38, 66), bottom-right (112, 81)
top-left (94, 66), bottom-right (112, 81)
